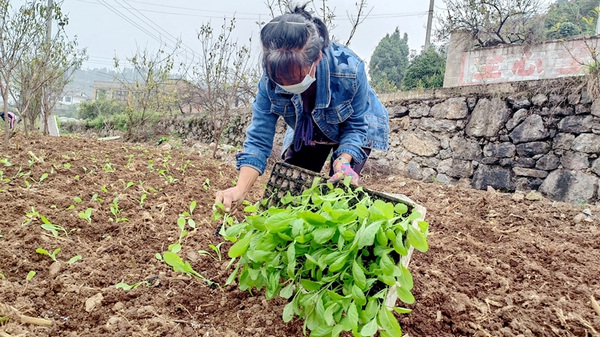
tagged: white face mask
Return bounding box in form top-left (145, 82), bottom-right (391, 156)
top-left (278, 62), bottom-right (316, 94)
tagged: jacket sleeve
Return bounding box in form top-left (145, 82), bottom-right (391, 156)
top-left (235, 76), bottom-right (279, 175)
top-left (333, 61), bottom-right (369, 164)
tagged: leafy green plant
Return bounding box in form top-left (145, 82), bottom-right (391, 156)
top-left (36, 247), bottom-right (61, 262)
top-left (110, 198), bottom-right (128, 223)
top-left (78, 208), bottom-right (93, 223)
top-left (26, 271), bottom-right (36, 281)
top-left (162, 251), bottom-right (214, 286)
top-left (66, 255), bottom-right (82, 264)
top-left (168, 201), bottom-right (197, 253)
top-left (222, 179), bottom-right (428, 337)
top-left (198, 242), bottom-right (225, 261)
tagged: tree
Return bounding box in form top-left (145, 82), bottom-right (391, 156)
top-left (437, 0), bottom-right (544, 47)
top-left (113, 46), bottom-right (180, 140)
top-left (15, 19), bottom-right (86, 136)
top-left (369, 28), bottom-right (410, 93)
top-left (263, 0), bottom-right (371, 46)
top-left (402, 46), bottom-right (446, 90)
top-left (0, 1), bottom-right (46, 145)
top-left (192, 17), bottom-right (256, 158)
top-left (544, 0), bottom-right (597, 39)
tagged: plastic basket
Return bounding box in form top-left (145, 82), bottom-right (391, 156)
top-left (264, 161), bottom-right (428, 308)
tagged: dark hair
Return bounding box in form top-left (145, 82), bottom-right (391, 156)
top-left (260, 4), bottom-right (330, 84)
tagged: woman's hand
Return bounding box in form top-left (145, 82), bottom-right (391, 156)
top-left (215, 186), bottom-right (246, 213)
top-left (214, 166), bottom-right (260, 213)
top-left (329, 156), bottom-right (359, 185)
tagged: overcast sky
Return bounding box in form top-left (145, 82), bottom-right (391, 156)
top-left (58, 0), bottom-right (438, 70)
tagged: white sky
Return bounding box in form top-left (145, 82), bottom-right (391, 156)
top-left (59, 0), bottom-right (437, 70)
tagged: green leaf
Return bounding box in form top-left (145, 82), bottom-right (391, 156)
top-left (299, 211), bottom-right (328, 226)
top-left (225, 265), bottom-right (239, 286)
top-left (115, 282), bottom-right (134, 290)
top-left (357, 220), bottom-right (385, 249)
top-left (66, 255), bottom-right (82, 264)
top-left (323, 302), bottom-right (339, 326)
top-left (282, 301), bottom-right (295, 322)
top-left (359, 317), bottom-right (378, 336)
top-left (343, 302), bottom-right (359, 330)
top-left (351, 284), bottom-right (366, 306)
top-left (228, 233), bottom-right (252, 258)
top-left (377, 306), bottom-right (402, 337)
top-left (300, 279), bottom-right (322, 292)
top-left (393, 307), bottom-right (413, 314)
top-left (312, 227), bottom-right (336, 244)
top-left (394, 203), bottom-right (408, 215)
top-left (163, 251), bottom-right (186, 271)
top-left (264, 212), bottom-right (292, 233)
top-left (280, 282), bottom-right (294, 299)
top-left (329, 251), bottom-right (350, 272)
top-left (396, 285), bottom-right (415, 304)
top-left (407, 225), bottom-right (428, 252)
top-left (352, 260), bottom-right (367, 290)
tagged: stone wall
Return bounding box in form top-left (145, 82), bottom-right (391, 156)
top-left (444, 31), bottom-right (600, 87)
top-left (60, 79), bottom-right (600, 204)
top-left (379, 79), bottom-right (600, 204)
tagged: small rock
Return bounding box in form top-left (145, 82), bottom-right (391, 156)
top-left (487, 186), bottom-right (496, 193)
top-left (112, 302), bottom-right (125, 311)
top-left (525, 191), bottom-right (543, 201)
top-left (85, 293), bottom-right (104, 312)
top-left (48, 261), bottom-right (63, 277)
top-left (512, 192), bottom-right (525, 202)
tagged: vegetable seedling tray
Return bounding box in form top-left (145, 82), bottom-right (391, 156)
top-left (264, 161), bottom-right (428, 308)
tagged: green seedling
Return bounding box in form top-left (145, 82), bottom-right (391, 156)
top-left (36, 247), bottom-right (61, 262)
top-left (102, 162), bottom-right (115, 173)
top-left (198, 243), bottom-right (224, 261)
top-left (202, 178), bottom-right (210, 191)
top-left (91, 193), bottom-right (103, 202)
top-left (26, 271), bottom-right (36, 281)
top-left (222, 178), bottom-right (428, 337)
top-left (64, 162), bottom-right (72, 169)
top-left (78, 208), bottom-right (93, 224)
top-left (110, 198), bottom-right (128, 223)
top-left (0, 157), bottom-right (12, 166)
top-left (168, 201), bottom-right (198, 253)
top-left (139, 193), bottom-right (148, 208)
top-left (115, 281), bottom-right (149, 291)
top-left (40, 216), bottom-right (72, 238)
top-left (162, 251), bottom-right (213, 286)
top-left (66, 255), bottom-right (82, 264)
top-left (0, 272), bottom-right (5, 279)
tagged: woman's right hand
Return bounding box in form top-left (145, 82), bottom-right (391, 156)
top-left (215, 186), bottom-right (246, 213)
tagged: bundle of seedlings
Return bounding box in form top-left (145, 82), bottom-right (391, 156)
top-left (220, 172), bottom-right (429, 337)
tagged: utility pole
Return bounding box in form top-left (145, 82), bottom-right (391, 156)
top-left (424, 0), bottom-right (435, 50)
top-left (41, 0), bottom-right (53, 134)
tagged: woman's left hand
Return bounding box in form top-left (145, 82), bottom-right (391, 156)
top-left (328, 156), bottom-right (359, 185)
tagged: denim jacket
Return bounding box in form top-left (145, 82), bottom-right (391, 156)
top-left (236, 42), bottom-right (389, 175)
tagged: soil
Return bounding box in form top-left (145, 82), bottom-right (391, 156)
top-left (1, 133), bottom-right (599, 337)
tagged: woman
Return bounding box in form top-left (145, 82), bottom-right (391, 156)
top-left (216, 4), bottom-right (389, 212)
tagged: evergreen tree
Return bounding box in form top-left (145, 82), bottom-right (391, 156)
top-left (368, 28), bottom-right (409, 93)
top-left (402, 47), bottom-right (446, 90)
top-left (544, 0), bottom-right (597, 39)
